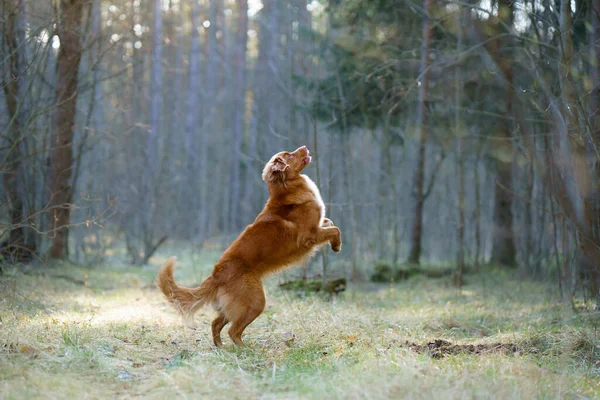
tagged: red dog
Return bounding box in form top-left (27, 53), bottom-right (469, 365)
top-left (157, 146), bottom-right (341, 346)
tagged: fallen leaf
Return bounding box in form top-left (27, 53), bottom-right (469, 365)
top-left (20, 345), bottom-right (37, 354)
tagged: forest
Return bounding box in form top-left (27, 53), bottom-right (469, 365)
top-left (1, 0), bottom-right (599, 398)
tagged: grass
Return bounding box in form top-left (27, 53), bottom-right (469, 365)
top-left (0, 252), bottom-right (599, 399)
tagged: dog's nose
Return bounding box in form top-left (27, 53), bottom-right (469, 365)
top-left (300, 145), bottom-right (307, 151)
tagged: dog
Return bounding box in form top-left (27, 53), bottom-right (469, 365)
top-left (157, 146), bottom-right (341, 346)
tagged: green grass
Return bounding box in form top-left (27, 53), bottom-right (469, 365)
top-left (0, 253), bottom-right (599, 399)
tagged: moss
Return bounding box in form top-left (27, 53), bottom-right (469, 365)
top-left (370, 261), bottom-right (452, 282)
top-left (278, 278), bottom-right (346, 295)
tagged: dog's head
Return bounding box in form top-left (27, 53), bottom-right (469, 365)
top-left (262, 146), bottom-right (312, 184)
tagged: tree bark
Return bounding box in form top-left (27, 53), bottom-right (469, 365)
top-left (490, 0), bottom-right (517, 267)
top-left (591, 0), bottom-right (600, 143)
top-left (455, 4), bottom-right (466, 286)
top-left (184, 0), bottom-right (202, 241)
top-left (377, 134), bottom-right (387, 260)
top-left (147, 0), bottom-right (162, 189)
top-left (312, 116), bottom-right (328, 284)
top-left (1, 0), bottom-right (26, 252)
top-left (138, 0), bottom-right (164, 263)
top-left (556, 0), bottom-right (600, 297)
top-left (407, 0), bottom-right (433, 265)
top-left (48, 0), bottom-right (84, 259)
top-left (242, 100), bottom-right (258, 222)
top-left (473, 148), bottom-right (482, 271)
top-left (229, 0), bottom-right (249, 231)
top-left (202, 0), bottom-right (221, 238)
top-left (255, 0), bottom-right (279, 153)
top-left (586, 0), bottom-right (600, 299)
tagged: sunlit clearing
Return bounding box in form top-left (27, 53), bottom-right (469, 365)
top-left (92, 303), bottom-right (163, 325)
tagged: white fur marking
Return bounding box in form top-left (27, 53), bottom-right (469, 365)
top-left (301, 174), bottom-right (326, 225)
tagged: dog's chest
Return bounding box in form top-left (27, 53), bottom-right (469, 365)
top-left (301, 175), bottom-right (326, 223)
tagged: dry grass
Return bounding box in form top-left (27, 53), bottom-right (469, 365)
top-left (1, 252), bottom-right (599, 399)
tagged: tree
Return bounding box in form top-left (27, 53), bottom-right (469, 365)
top-left (184, 0), bottom-right (203, 241)
top-left (229, 0), bottom-right (249, 231)
top-left (138, 0), bottom-right (165, 264)
top-left (147, 0), bottom-right (162, 192)
top-left (1, 0), bottom-right (31, 261)
top-left (558, 0), bottom-right (600, 297)
top-left (586, 0), bottom-right (600, 299)
top-left (455, 3), bottom-right (466, 286)
top-left (407, 0), bottom-right (433, 265)
top-left (489, 0), bottom-right (517, 267)
top-left (48, 0), bottom-right (85, 259)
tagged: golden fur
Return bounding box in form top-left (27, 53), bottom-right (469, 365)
top-left (157, 146), bottom-right (341, 346)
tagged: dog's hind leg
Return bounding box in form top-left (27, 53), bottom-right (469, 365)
top-left (226, 279), bottom-right (266, 346)
top-left (211, 312), bottom-right (229, 347)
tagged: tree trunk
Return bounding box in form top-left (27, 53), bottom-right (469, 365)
top-left (242, 100), bottom-right (258, 222)
top-left (147, 0), bottom-right (162, 191)
top-left (490, 0), bottom-right (517, 267)
top-left (522, 141), bottom-right (535, 275)
top-left (558, 0), bottom-right (600, 297)
top-left (473, 143), bottom-right (482, 272)
top-left (491, 163), bottom-right (517, 266)
top-left (48, 0), bottom-right (84, 259)
top-left (455, 4), bottom-right (466, 286)
top-left (1, 0), bottom-right (26, 254)
top-left (343, 135), bottom-right (360, 280)
top-left (586, 0), bottom-right (600, 299)
top-left (229, 0), bottom-right (248, 231)
top-left (387, 142), bottom-right (400, 266)
top-left (377, 134), bottom-right (387, 260)
top-left (312, 116), bottom-right (328, 284)
top-left (381, 118), bottom-right (400, 265)
top-left (184, 0), bottom-right (202, 241)
top-left (168, 1), bottom-right (185, 236)
top-left (407, 0), bottom-right (433, 265)
top-left (202, 0), bottom-right (221, 239)
top-left (125, 0), bottom-right (162, 265)
top-left (591, 0), bottom-right (600, 144)
top-left (255, 0), bottom-right (279, 153)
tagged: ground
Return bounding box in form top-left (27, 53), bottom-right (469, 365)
top-left (0, 251), bottom-right (599, 399)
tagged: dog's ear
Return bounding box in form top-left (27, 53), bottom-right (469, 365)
top-left (262, 156), bottom-right (289, 183)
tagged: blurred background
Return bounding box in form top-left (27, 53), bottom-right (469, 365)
top-left (1, 0), bottom-right (599, 302)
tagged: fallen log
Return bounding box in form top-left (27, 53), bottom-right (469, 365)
top-left (279, 277), bottom-right (347, 295)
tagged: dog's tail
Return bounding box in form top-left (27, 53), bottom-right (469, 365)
top-left (157, 257), bottom-right (218, 317)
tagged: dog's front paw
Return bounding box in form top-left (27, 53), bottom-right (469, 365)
top-left (322, 218), bottom-right (334, 227)
top-left (331, 239), bottom-right (342, 253)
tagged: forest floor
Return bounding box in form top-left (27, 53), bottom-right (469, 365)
top-left (1, 251), bottom-right (599, 399)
